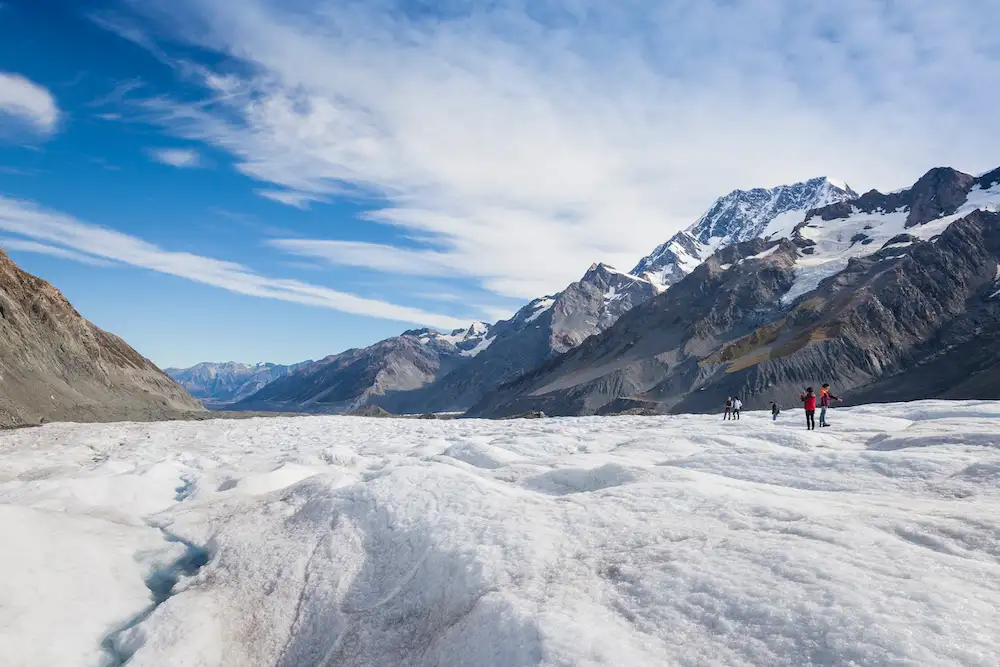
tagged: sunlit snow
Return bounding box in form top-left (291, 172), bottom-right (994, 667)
top-left (2, 402), bottom-right (999, 667)
top-left (459, 334), bottom-right (495, 357)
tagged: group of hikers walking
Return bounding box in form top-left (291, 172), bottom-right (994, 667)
top-left (723, 383), bottom-right (842, 430)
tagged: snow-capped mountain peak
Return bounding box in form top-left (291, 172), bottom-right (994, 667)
top-left (632, 177), bottom-right (857, 288)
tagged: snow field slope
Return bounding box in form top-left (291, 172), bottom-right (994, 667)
top-left (1, 402), bottom-right (999, 666)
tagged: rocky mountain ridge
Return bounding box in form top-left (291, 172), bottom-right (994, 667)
top-left (380, 262), bottom-right (660, 413)
top-left (0, 250), bottom-right (203, 426)
top-left (229, 327), bottom-right (481, 414)
top-left (204, 177), bottom-right (863, 416)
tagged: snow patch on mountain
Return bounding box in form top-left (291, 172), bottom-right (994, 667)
top-left (826, 177), bottom-right (851, 191)
top-left (460, 334), bottom-right (495, 357)
top-left (525, 297), bottom-right (554, 323)
top-left (743, 244), bottom-right (781, 262)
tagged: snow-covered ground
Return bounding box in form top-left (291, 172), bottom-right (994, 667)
top-left (2, 402), bottom-right (999, 667)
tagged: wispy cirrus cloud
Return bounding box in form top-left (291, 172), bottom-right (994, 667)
top-left (101, 0), bottom-right (1000, 300)
top-left (269, 239), bottom-right (460, 278)
top-left (0, 196), bottom-right (471, 330)
top-left (149, 147), bottom-right (203, 168)
top-left (256, 189), bottom-right (325, 209)
top-left (0, 72), bottom-right (60, 135)
top-left (0, 237), bottom-right (116, 267)
top-left (88, 78), bottom-right (145, 109)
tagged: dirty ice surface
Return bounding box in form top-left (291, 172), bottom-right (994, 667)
top-left (2, 401), bottom-right (999, 667)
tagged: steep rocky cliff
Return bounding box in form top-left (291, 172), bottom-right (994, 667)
top-left (0, 250), bottom-right (203, 426)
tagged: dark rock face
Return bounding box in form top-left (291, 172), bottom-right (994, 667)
top-left (905, 168), bottom-right (978, 227)
top-left (470, 197), bottom-right (1000, 418)
top-left (881, 234), bottom-right (920, 250)
top-left (0, 250), bottom-right (203, 426)
top-left (980, 166), bottom-right (1000, 190)
top-left (502, 410), bottom-right (546, 420)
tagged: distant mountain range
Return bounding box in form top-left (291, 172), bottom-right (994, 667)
top-left (164, 361), bottom-right (314, 408)
top-left (223, 263), bottom-right (659, 414)
top-left (472, 165), bottom-right (1000, 416)
top-left (171, 174), bottom-right (882, 414)
top-left (226, 324), bottom-right (493, 414)
top-left (0, 250), bottom-right (203, 427)
top-left (12, 163), bottom-right (997, 426)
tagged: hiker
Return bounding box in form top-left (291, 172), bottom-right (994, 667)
top-left (800, 387), bottom-right (817, 430)
top-left (770, 401), bottom-right (780, 421)
top-left (724, 397), bottom-right (733, 420)
top-left (818, 383), bottom-right (842, 427)
top-left (732, 397), bottom-right (743, 420)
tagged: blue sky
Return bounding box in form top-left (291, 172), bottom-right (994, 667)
top-left (1, 0), bottom-right (999, 367)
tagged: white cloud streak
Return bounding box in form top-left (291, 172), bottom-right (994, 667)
top-left (0, 196), bottom-right (471, 331)
top-left (256, 189), bottom-right (325, 209)
top-left (107, 0), bottom-right (1000, 299)
top-left (269, 239), bottom-right (460, 278)
top-left (0, 72), bottom-right (60, 134)
top-left (149, 147), bottom-right (203, 168)
top-left (0, 237), bottom-right (116, 267)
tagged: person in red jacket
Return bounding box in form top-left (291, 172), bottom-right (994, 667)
top-left (818, 383), bottom-right (842, 427)
top-left (800, 387), bottom-right (817, 430)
